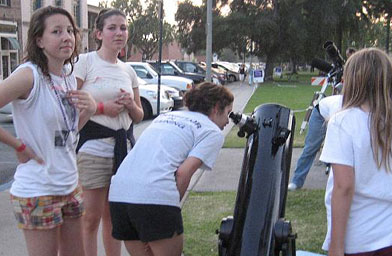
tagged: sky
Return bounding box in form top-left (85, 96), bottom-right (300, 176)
top-left (87, 0), bottom-right (203, 24)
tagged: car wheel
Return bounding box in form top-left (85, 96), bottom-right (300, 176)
top-left (229, 75), bottom-right (236, 82)
top-left (141, 98), bottom-right (152, 120)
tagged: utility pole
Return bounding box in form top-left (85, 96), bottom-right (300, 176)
top-left (157, 0), bottom-right (163, 115)
top-left (206, 0), bottom-right (212, 82)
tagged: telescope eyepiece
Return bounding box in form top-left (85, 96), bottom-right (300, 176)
top-left (229, 111), bottom-right (257, 138)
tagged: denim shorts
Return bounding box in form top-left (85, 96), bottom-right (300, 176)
top-left (10, 186), bottom-right (84, 230)
top-left (110, 202), bottom-right (183, 242)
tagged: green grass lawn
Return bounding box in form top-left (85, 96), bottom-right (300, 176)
top-left (182, 190), bottom-right (327, 256)
top-left (224, 72), bottom-right (332, 148)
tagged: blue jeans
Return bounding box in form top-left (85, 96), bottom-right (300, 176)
top-left (291, 108), bottom-right (326, 188)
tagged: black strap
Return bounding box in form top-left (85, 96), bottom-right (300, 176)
top-left (77, 120), bottom-right (134, 173)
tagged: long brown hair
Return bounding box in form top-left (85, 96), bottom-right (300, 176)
top-left (24, 6), bottom-right (80, 78)
top-left (94, 8), bottom-right (126, 50)
top-left (184, 82), bottom-right (234, 115)
top-left (342, 48), bottom-right (392, 172)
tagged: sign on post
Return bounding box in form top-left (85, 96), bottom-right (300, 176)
top-left (311, 77), bottom-right (327, 86)
top-left (253, 69), bottom-right (264, 83)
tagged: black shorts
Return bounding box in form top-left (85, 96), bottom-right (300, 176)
top-left (110, 202), bottom-right (184, 242)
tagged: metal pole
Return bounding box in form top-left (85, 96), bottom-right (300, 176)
top-left (157, 0), bottom-right (163, 115)
top-left (206, 0), bottom-right (212, 82)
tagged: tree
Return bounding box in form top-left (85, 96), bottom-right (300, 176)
top-left (175, 0), bottom-right (230, 56)
top-left (363, 0), bottom-right (392, 53)
top-left (130, 0), bottom-right (175, 60)
top-left (176, 1), bottom-right (205, 55)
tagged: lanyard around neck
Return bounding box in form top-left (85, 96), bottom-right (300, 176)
top-left (49, 75), bottom-right (77, 132)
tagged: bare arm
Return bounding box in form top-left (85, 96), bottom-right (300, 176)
top-left (0, 67), bottom-right (33, 106)
top-left (176, 157), bottom-right (203, 201)
top-left (0, 128), bottom-right (22, 149)
top-left (328, 164), bottom-right (355, 256)
top-left (0, 68), bottom-right (43, 164)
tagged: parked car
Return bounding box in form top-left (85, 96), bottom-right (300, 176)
top-left (138, 78), bottom-right (174, 120)
top-left (148, 60), bottom-right (205, 84)
top-left (218, 61), bottom-right (240, 73)
top-left (198, 62), bottom-right (228, 85)
top-left (213, 62), bottom-right (240, 82)
top-left (174, 61), bottom-right (205, 75)
top-left (0, 103), bottom-right (13, 122)
top-left (127, 62), bottom-right (193, 95)
top-left (0, 79), bottom-right (174, 122)
top-left (163, 86), bottom-right (184, 110)
top-left (138, 77), bottom-right (183, 110)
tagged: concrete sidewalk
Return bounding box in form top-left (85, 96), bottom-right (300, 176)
top-left (189, 147), bottom-right (328, 193)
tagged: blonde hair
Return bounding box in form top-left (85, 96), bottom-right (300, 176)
top-left (342, 48), bottom-right (392, 172)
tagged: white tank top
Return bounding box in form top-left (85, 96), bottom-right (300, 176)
top-left (10, 62), bottom-right (79, 197)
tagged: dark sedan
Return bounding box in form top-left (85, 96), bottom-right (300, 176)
top-left (148, 60), bottom-right (205, 84)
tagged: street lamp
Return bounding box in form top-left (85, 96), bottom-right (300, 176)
top-left (157, 0), bottom-right (163, 115)
top-left (206, 0), bottom-right (212, 82)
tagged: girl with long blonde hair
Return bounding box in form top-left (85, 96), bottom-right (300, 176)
top-left (320, 48), bottom-right (392, 256)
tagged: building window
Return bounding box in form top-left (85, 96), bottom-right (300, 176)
top-left (33, 0), bottom-right (42, 10)
top-left (74, 0), bottom-right (81, 27)
top-left (0, 0), bottom-right (10, 6)
top-left (55, 0), bottom-right (62, 7)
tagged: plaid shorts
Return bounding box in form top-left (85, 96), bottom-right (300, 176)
top-left (10, 186), bottom-right (84, 230)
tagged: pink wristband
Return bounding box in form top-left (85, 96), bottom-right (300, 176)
top-left (16, 143), bottom-right (26, 152)
top-left (97, 102), bottom-right (104, 114)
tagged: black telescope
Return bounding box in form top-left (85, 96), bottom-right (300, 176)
top-left (323, 41), bottom-right (344, 67)
top-left (218, 103), bottom-right (297, 256)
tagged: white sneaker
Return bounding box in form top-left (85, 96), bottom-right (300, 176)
top-left (288, 183), bottom-right (298, 191)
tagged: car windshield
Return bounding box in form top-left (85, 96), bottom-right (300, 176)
top-left (146, 64), bottom-right (158, 76)
top-left (169, 62), bottom-right (184, 73)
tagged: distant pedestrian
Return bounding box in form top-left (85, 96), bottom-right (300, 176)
top-left (0, 6), bottom-right (96, 255)
top-left (74, 8), bottom-right (143, 256)
top-left (288, 48), bottom-right (357, 191)
top-left (239, 64), bottom-right (246, 83)
top-left (320, 48), bottom-right (392, 255)
top-left (108, 82), bottom-right (234, 256)
top-left (345, 47), bottom-right (356, 59)
top-left (248, 64), bottom-right (254, 86)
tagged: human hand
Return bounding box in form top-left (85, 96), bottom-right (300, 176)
top-left (68, 90), bottom-right (97, 116)
top-left (16, 143), bottom-right (44, 165)
top-left (100, 100), bottom-right (125, 117)
top-left (116, 89), bottom-right (136, 112)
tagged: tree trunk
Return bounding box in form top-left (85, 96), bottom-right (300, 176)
top-left (291, 58), bottom-right (297, 74)
top-left (265, 54), bottom-right (276, 81)
top-left (386, 16), bottom-right (390, 54)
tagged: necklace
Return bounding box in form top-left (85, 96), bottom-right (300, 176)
top-left (49, 74), bottom-right (77, 132)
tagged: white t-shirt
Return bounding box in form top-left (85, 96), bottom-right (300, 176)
top-left (320, 107), bottom-right (392, 253)
top-left (11, 62), bottom-right (79, 197)
top-left (318, 95), bottom-right (342, 121)
top-left (109, 111), bottom-right (224, 208)
top-left (74, 52), bottom-right (139, 157)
